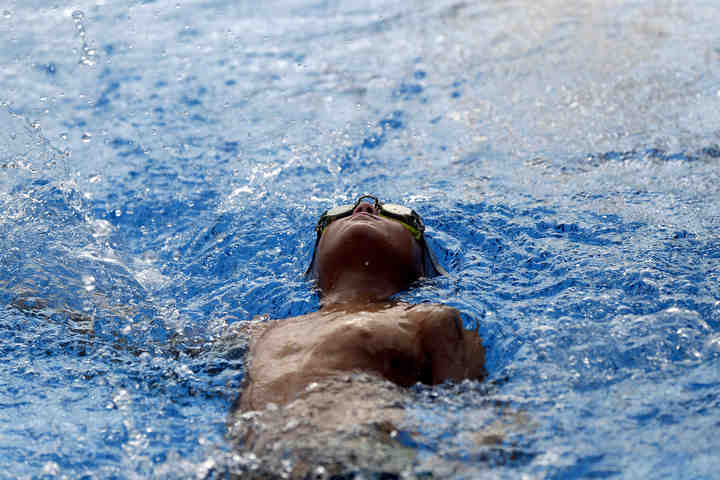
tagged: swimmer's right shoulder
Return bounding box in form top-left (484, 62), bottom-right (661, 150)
top-left (216, 313), bottom-right (301, 353)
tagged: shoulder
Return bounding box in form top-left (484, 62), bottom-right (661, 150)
top-left (401, 303), bottom-right (471, 348)
top-left (403, 302), bottom-right (462, 326)
top-left (404, 302), bottom-right (459, 315)
top-left (246, 312), bottom-right (324, 352)
top-left (216, 313), bottom-right (310, 355)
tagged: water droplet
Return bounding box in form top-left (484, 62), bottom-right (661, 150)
top-left (313, 466), bottom-right (327, 479)
top-left (82, 275), bottom-right (96, 292)
top-left (114, 209), bottom-right (122, 217)
top-left (59, 132), bottom-right (68, 140)
top-left (72, 10), bottom-right (84, 21)
top-left (81, 132), bottom-right (92, 142)
top-left (30, 121), bottom-right (40, 129)
top-left (3, 10), bottom-right (12, 19)
top-left (42, 462), bottom-right (60, 476)
top-left (80, 55), bottom-right (96, 66)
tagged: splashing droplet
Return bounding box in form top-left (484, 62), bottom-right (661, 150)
top-left (82, 275), bottom-right (96, 292)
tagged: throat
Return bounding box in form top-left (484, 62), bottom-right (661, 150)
top-left (319, 271), bottom-right (404, 311)
top-left (319, 295), bottom-right (400, 313)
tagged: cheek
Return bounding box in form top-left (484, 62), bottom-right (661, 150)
top-left (409, 240), bottom-right (425, 275)
top-left (315, 224), bottom-right (341, 255)
top-left (388, 225), bottom-right (424, 273)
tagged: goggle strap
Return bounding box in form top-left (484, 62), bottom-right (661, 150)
top-left (420, 235), bottom-right (449, 277)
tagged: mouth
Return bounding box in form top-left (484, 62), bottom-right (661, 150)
top-left (336, 212), bottom-right (382, 231)
top-left (350, 212), bottom-right (377, 220)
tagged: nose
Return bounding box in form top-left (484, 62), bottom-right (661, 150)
top-left (353, 201), bottom-right (377, 215)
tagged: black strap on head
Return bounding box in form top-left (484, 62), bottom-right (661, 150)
top-left (419, 235), bottom-right (448, 277)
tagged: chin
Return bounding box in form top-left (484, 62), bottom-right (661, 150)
top-left (325, 217), bottom-right (408, 254)
top-left (316, 218), bottom-right (423, 280)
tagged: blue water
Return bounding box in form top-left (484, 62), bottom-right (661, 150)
top-left (2, 0), bottom-right (720, 478)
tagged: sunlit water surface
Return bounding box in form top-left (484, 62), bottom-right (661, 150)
top-left (1, 0), bottom-right (720, 478)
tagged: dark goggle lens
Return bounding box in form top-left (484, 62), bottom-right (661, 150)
top-left (316, 204), bottom-right (353, 233)
top-left (325, 204), bottom-right (355, 218)
top-left (315, 198), bottom-right (423, 238)
top-left (380, 204), bottom-right (424, 235)
top-left (381, 203), bottom-right (412, 217)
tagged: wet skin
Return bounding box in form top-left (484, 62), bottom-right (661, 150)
top-left (240, 301), bottom-right (486, 410)
top-left (311, 201), bottom-right (425, 301)
top-left (240, 201), bottom-right (486, 411)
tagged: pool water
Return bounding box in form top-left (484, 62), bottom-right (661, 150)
top-left (1, 0), bottom-right (719, 478)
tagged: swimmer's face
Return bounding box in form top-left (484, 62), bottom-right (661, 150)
top-left (313, 201), bottom-right (425, 292)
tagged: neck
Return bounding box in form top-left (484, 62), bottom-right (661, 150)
top-left (319, 271), bottom-right (405, 311)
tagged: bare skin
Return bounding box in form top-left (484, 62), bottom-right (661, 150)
top-left (228, 199), bottom-right (487, 477)
top-left (240, 301), bottom-right (486, 411)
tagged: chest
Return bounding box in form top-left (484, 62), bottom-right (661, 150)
top-left (250, 309), bottom-right (425, 378)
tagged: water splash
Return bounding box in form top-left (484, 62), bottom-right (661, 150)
top-left (72, 10), bottom-right (99, 67)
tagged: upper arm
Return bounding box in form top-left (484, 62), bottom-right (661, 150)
top-left (411, 305), bottom-right (487, 384)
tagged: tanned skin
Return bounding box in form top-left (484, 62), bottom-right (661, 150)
top-left (240, 200), bottom-right (486, 411)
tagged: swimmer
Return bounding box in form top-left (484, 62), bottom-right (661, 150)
top-left (226, 195), bottom-right (487, 478)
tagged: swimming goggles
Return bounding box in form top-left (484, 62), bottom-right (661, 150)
top-left (314, 195), bottom-right (425, 239)
top-left (306, 195), bottom-right (448, 278)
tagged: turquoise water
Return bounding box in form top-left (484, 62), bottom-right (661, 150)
top-left (1, 0), bottom-right (720, 478)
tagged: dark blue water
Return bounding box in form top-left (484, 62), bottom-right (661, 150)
top-left (2, 0), bottom-right (720, 478)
